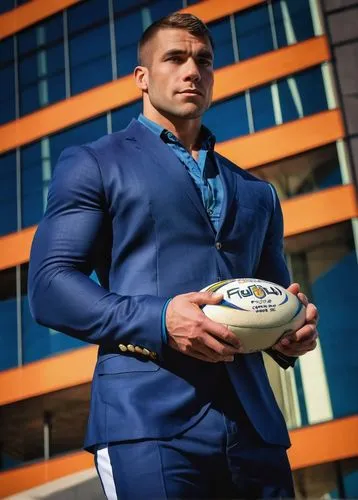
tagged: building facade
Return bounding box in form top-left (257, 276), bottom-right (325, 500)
top-left (0, 0), bottom-right (357, 497)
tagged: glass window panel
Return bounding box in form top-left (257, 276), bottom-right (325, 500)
top-left (0, 0), bottom-right (15, 15)
top-left (113, 0), bottom-right (146, 13)
top-left (111, 101), bottom-right (142, 133)
top-left (149, 0), bottom-right (182, 23)
top-left (70, 25), bottom-right (112, 95)
top-left (70, 54), bottom-right (112, 95)
top-left (0, 64), bottom-right (15, 98)
top-left (235, 3), bottom-right (273, 61)
top-left (115, 10), bottom-right (143, 48)
top-left (250, 84), bottom-right (276, 132)
top-left (68, 0), bottom-right (109, 34)
top-left (209, 18), bottom-right (235, 69)
top-left (0, 96), bottom-right (16, 125)
top-left (0, 37), bottom-right (14, 65)
top-left (0, 151), bottom-right (17, 236)
top-left (296, 66), bottom-right (328, 116)
top-left (272, 0), bottom-right (314, 48)
top-left (0, 268), bottom-right (18, 371)
top-left (287, 223), bottom-right (357, 420)
top-left (20, 84), bottom-right (40, 116)
top-left (47, 72), bottom-right (66, 104)
top-left (21, 141), bottom-right (44, 228)
top-left (50, 115), bottom-right (108, 164)
top-left (253, 143), bottom-right (343, 199)
top-left (70, 25), bottom-right (110, 66)
top-left (277, 79), bottom-right (300, 123)
top-left (18, 14), bottom-right (63, 56)
top-left (117, 45), bottom-right (138, 76)
top-left (0, 298), bottom-right (17, 370)
top-left (19, 53), bottom-right (39, 86)
top-left (19, 46), bottom-right (66, 87)
top-left (203, 94), bottom-right (250, 142)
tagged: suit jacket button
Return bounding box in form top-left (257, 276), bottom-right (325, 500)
top-left (142, 348), bottom-right (150, 356)
top-left (127, 344), bottom-right (135, 352)
top-left (215, 242), bottom-right (222, 250)
top-left (135, 346), bottom-right (143, 354)
top-left (118, 344), bottom-right (127, 352)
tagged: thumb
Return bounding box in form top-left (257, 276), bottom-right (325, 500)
top-left (191, 291), bottom-right (224, 306)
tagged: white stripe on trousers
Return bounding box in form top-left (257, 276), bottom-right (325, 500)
top-left (96, 446), bottom-right (118, 500)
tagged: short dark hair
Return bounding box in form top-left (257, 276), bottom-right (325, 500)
top-left (138, 12), bottom-right (214, 65)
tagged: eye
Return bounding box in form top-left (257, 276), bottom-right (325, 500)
top-left (198, 58), bottom-right (212, 67)
top-left (167, 56), bottom-right (182, 63)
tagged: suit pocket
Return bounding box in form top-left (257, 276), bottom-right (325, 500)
top-left (97, 354), bottom-right (160, 374)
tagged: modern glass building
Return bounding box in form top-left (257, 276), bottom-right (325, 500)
top-left (0, 0), bottom-right (357, 498)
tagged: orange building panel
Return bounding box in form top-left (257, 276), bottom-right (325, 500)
top-left (0, 0), bottom-right (265, 40)
top-left (0, 37), bottom-right (330, 155)
top-left (0, 0), bottom-right (83, 41)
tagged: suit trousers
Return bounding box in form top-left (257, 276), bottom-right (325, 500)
top-left (94, 371), bottom-right (294, 499)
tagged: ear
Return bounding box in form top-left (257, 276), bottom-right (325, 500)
top-left (134, 66), bottom-right (149, 92)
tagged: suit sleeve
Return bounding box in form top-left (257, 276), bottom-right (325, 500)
top-left (28, 146), bottom-right (167, 356)
top-left (255, 184), bottom-right (297, 369)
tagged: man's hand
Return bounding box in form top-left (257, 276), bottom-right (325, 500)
top-left (272, 283), bottom-right (319, 357)
top-left (166, 291), bottom-right (243, 363)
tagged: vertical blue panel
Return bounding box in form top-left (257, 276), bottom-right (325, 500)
top-left (272, 0), bottom-right (314, 48)
top-left (21, 141), bottom-right (44, 228)
top-left (0, 37), bottom-right (14, 65)
top-left (111, 101), bottom-right (142, 133)
top-left (209, 17), bottom-right (235, 69)
top-left (50, 115), bottom-right (108, 164)
top-left (113, 0), bottom-right (146, 13)
top-left (0, 0), bottom-right (15, 14)
top-left (235, 3), bottom-right (273, 60)
top-left (277, 79), bottom-right (300, 123)
top-left (115, 10), bottom-right (143, 75)
top-left (22, 296), bottom-right (86, 364)
top-left (149, 0), bottom-right (182, 23)
top-left (67, 0), bottom-right (108, 34)
top-left (0, 299), bottom-right (17, 370)
top-left (203, 94), bottom-right (249, 142)
top-left (70, 24), bottom-right (112, 95)
top-left (296, 66), bottom-right (328, 116)
top-left (18, 14), bottom-right (65, 116)
top-left (250, 84), bottom-right (276, 132)
top-left (312, 252), bottom-right (358, 418)
top-left (18, 13), bottom-right (63, 56)
top-left (0, 151), bottom-right (17, 236)
top-left (0, 64), bottom-right (16, 124)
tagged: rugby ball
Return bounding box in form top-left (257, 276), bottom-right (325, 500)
top-left (201, 278), bottom-right (306, 353)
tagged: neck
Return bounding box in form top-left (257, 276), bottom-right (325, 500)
top-left (143, 107), bottom-right (201, 152)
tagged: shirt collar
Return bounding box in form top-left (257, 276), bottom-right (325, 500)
top-left (138, 113), bottom-right (216, 151)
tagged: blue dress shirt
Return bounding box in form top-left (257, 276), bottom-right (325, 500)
top-left (138, 114), bottom-right (224, 232)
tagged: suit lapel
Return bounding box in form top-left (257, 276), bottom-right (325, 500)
top-left (215, 153), bottom-right (237, 237)
top-left (124, 120), bottom-right (213, 231)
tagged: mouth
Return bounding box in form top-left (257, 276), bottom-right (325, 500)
top-left (179, 89), bottom-right (203, 96)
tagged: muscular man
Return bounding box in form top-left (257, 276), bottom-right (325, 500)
top-left (29, 12), bottom-right (318, 499)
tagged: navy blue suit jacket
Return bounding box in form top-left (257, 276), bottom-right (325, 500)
top-left (29, 119), bottom-right (293, 450)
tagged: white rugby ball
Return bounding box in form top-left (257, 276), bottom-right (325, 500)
top-left (201, 278), bottom-right (306, 353)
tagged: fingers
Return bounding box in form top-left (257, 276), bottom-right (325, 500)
top-left (274, 323), bottom-right (319, 357)
top-left (189, 291), bottom-right (223, 306)
top-left (305, 303), bottom-right (319, 323)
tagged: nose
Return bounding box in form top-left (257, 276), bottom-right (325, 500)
top-left (183, 58), bottom-right (201, 82)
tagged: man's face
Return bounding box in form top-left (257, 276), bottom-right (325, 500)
top-left (141, 28), bottom-right (214, 120)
